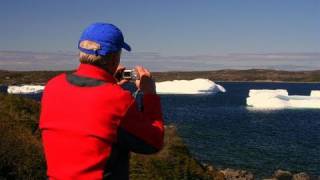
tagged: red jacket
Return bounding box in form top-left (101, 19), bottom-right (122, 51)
top-left (39, 63), bottom-right (164, 180)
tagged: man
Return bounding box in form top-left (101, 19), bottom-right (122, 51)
top-left (39, 23), bottom-right (164, 179)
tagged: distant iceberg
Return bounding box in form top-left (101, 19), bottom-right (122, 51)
top-left (311, 90), bottom-right (320, 97)
top-left (156, 79), bottom-right (226, 94)
top-left (7, 85), bottom-right (45, 94)
top-left (247, 89), bottom-right (320, 109)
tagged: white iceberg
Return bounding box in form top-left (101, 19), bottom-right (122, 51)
top-left (289, 95), bottom-right (320, 108)
top-left (248, 89), bottom-right (288, 97)
top-left (7, 85), bottom-right (45, 94)
top-left (156, 79), bottom-right (226, 94)
top-left (247, 89), bottom-right (320, 109)
top-left (311, 90), bottom-right (320, 97)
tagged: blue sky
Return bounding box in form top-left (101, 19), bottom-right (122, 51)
top-left (0, 0), bottom-right (319, 71)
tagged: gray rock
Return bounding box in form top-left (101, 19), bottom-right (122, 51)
top-left (273, 169), bottom-right (292, 180)
top-left (207, 165), bottom-right (215, 172)
top-left (292, 172), bottom-right (310, 180)
top-left (220, 168), bottom-right (254, 180)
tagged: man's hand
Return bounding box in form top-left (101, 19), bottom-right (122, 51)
top-left (135, 66), bottom-right (156, 94)
top-left (114, 64), bottom-right (129, 85)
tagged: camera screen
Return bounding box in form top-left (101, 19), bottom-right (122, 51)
top-left (123, 71), bottom-right (131, 77)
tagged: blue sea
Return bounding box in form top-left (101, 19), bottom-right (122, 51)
top-left (10, 82), bottom-right (320, 178)
top-left (161, 82), bottom-right (320, 178)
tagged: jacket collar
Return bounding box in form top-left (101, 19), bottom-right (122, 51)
top-left (73, 63), bottom-right (117, 83)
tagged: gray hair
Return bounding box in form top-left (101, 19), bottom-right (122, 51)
top-left (79, 40), bottom-right (112, 64)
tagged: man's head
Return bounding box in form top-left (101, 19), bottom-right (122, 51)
top-left (78, 23), bottom-right (131, 74)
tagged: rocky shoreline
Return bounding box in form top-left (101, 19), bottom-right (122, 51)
top-left (204, 166), bottom-right (318, 180)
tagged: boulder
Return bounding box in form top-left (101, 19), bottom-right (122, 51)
top-left (292, 172), bottom-right (310, 180)
top-left (220, 168), bottom-right (254, 180)
top-left (273, 169), bottom-right (292, 180)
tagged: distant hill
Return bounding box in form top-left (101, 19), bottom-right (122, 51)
top-left (0, 69), bottom-right (319, 85)
top-left (153, 69), bottom-right (320, 82)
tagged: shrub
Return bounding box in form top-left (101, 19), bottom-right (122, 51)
top-left (0, 93), bottom-right (46, 179)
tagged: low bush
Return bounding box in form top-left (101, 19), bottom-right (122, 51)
top-left (0, 93), bottom-right (45, 179)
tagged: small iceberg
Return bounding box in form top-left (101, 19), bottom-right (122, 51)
top-left (156, 79), bottom-right (226, 95)
top-left (7, 85), bottom-right (45, 94)
top-left (247, 89), bottom-right (320, 109)
top-left (311, 90), bottom-right (320, 97)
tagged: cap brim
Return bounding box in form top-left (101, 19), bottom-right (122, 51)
top-left (122, 42), bottom-right (131, 51)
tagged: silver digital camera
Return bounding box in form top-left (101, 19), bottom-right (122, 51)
top-left (122, 69), bottom-right (139, 80)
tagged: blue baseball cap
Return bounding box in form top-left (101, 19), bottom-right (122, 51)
top-left (78, 23), bottom-right (131, 56)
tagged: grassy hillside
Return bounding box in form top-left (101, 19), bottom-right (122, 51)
top-left (0, 93), bottom-right (222, 179)
top-left (0, 69), bottom-right (320, 85)
top-left (0, 94), bottom-right (45, 179)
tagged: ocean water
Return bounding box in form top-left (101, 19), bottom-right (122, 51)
top-left (161, 82), bottom-right (320, 178)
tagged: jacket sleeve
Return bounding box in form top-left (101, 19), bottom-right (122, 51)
top-left (117, 93), bottom-right (164, 154)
